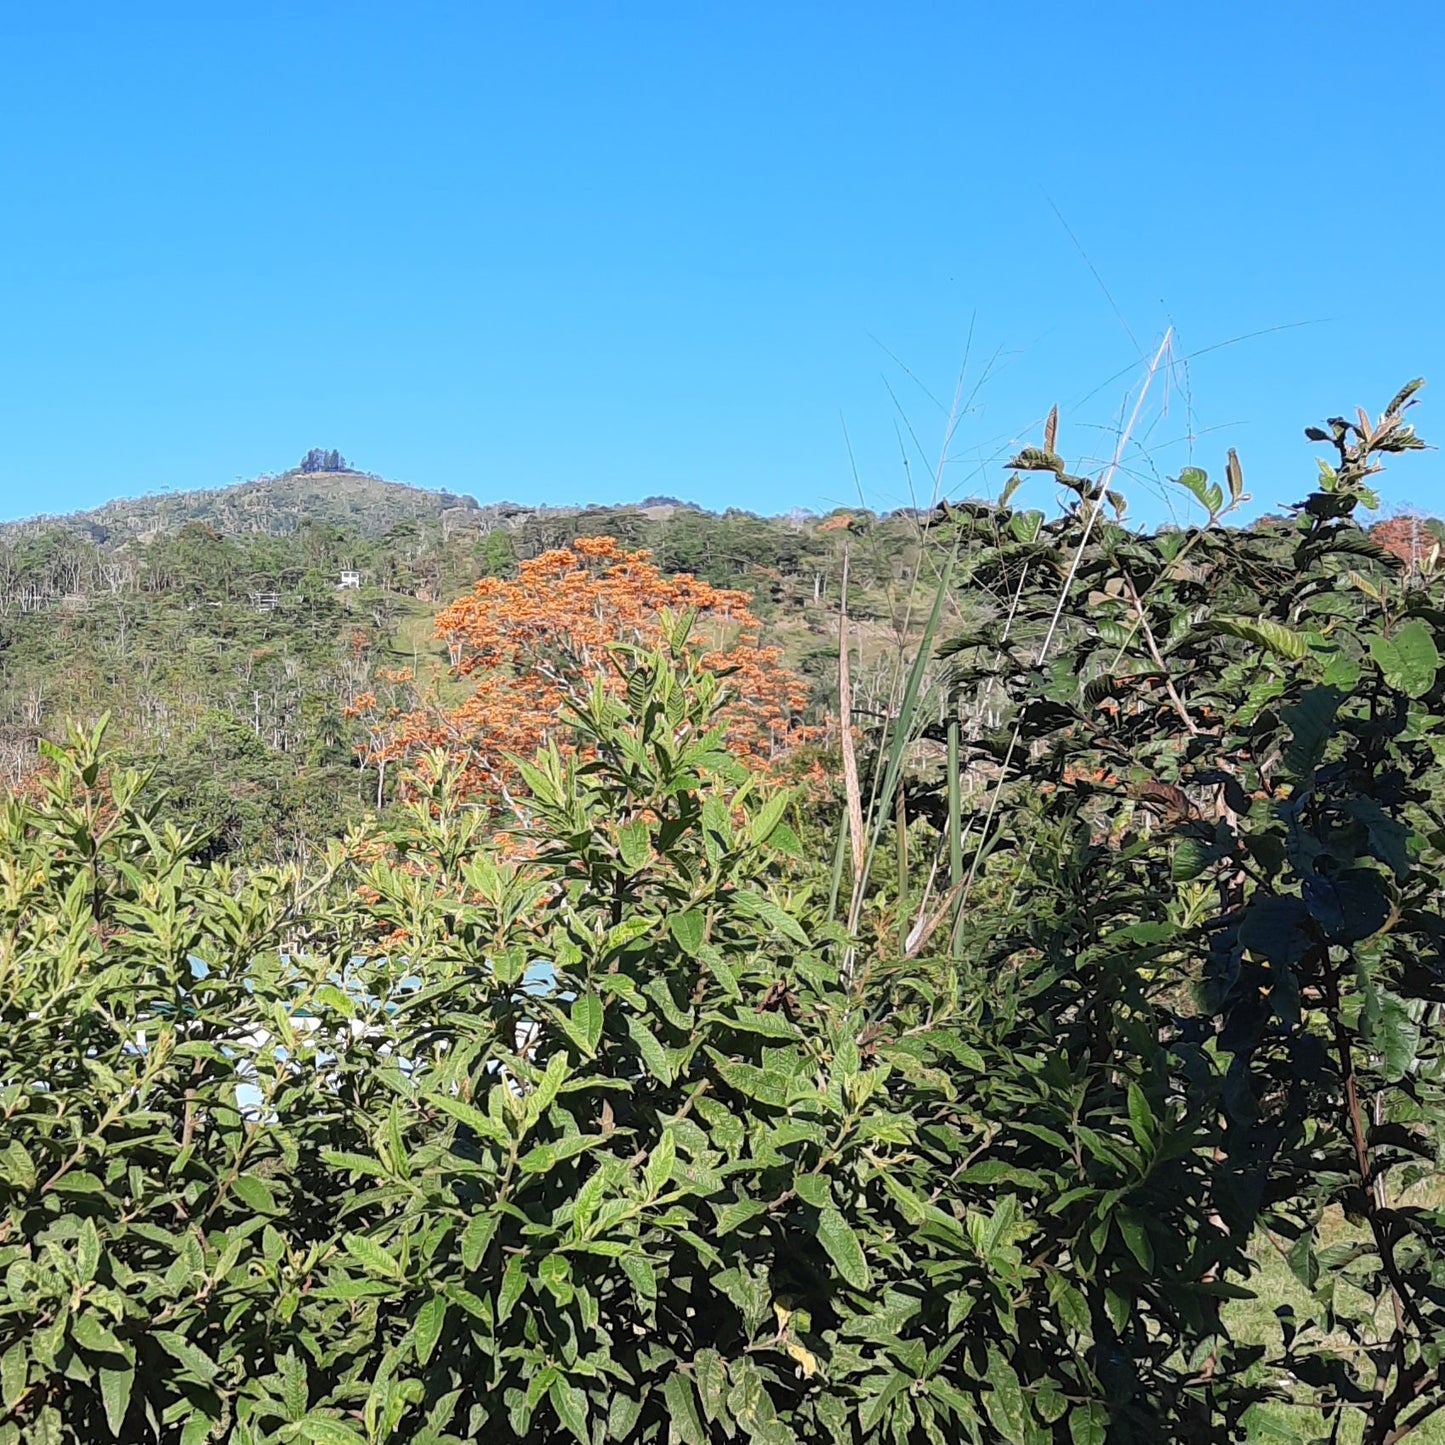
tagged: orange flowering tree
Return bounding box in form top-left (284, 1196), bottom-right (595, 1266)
top-left (344, 666), bottom-right (421, 806)
top-left (358, 537), bottom-right (813, 805)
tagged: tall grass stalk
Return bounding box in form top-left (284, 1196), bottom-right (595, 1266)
top-left (960, 329), bottom-right (1174, 905)
top-left (830, 327), bottom-right (1181, 969)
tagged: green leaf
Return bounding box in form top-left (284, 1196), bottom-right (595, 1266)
top-left (0, 1141), bottom-right (36, 1191)
top-left (549, 1377), bottom-right (590, 1445)
top-left (538, 1253), bottom-right (574, 1304)
top-left (1069, 1402), bottom-right (1108, 1445)
top-left (816, 1207), bottom-right (871, 1290)
top-left (414, 1295), bottom-right (447, 1366)
top-left (443, 1283), bottom-right (493, 1322)
top-left (100, 1364), bottom-right (134, 1437)
top-left (76, 1217), bottom-right (102, 1285)
top-left (282, 1350), bottom-right (308, 1423)
top-left (605, 914), bottom-right (656, 953)
top-left (461, 1212), bottom-right (498, 1272)
top-left (1375, 995), bottom-right (1422, 1082)
top-left (730, 888), bottom-right (810, 946)
top-left (573, 1170), bottom-right (606, 1235)
top-left (1286, 1232), bottom-right (1319, 1291)
top-left (707, 1054), bottom-right (789, 1107)
top-left (1126, 1084), bottom-right (1154, 1150)
top-left (694, 1349), bottom-right (728, 1424)
top-left (152, 1330), bottom-right (220, 1383)
top-left (668, 910), bottom-right (706, 956)
top-left (661, 1373), bottom-right (706, 1445)
top-left (861, 1374), bottom-right (908, 1432)
top-left (1, 1343), bottom-right (27, 1411)
top-left (752, 787), bottom-right (794, 845)
top-left (232, 1174), bottom-right (280, 1214)
top-left (1176, 467), bottom-right (1217, 515)
top-left (984, 1348), bottom-right (1029, 1443)
top-left (713, 1198), bottom-right (767, 1236)
top-left (1034, 1379), bottom-right (1068, 1425)
top-left (645, 1129), bottom-right (677, 1195)
top-left (1370, 619), bottom-right (1441, 698)
top-left (1171, 837), bottom-right (1211, 883)
top-left (1226, 447), bottom-right (1244, 505)
top-left (519, 1133), bottom-right (601, 1175)
top-left (319, 1149), bottom-right (389, 1179)
top-left (427, 1091), bottom-right (511, 1146)
top-left (1117, 1210), bottom-right (1154, 1271)
top-left (627, 1014), bottom-right (674, 1086)
top-left (498, 1255), bottom-right (527, 1322)
top-left (71, 1314), bottom-right (125, 1358)
top-left (714, 1264), bottom-right (771, 1332)
top-left (343, 1232), bottom-right (405, 1281)
top-left (879, 1174), bottom-right (928, 1226)
top-left (1052, 1279), bottom-right (1090, 1334)
top-left (621, 1253), bottom-right (657, 1301)
top-left (1238, 1402), bottom-right (1311, 1441)
top-left (1010, 509), bottom-right (1044, 543)
top-left (618, 818), bottom-right (651, 871)
top-left (519, 1138), bottom-right (562, 1175)
top-left (532, 1050), bottom-right (570, 1116)
top-left (1011, 446), bottom-right (1066, 476)
top-left (179, 1411), bottom-right (215, 1445)
top-left (709, 1006), bottom-right (797, 1041)
top-left (794, 1173), bottom-right (830, 1209)
top-left (1209, 617), bottom-right (1312, 662)
top-left (296, 1418), bottom-right (368, 1445)
top-left (568, 992), bottom-right (604, 1056)
top-left (50, 1171), bottom-right (105, 1194)
top-left (609, 1394), bottom-right (644, 1441)
top-left (381, 1098), bottom-right (416, 1179)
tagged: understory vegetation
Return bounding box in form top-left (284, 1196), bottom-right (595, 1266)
top-left (3, 385), bottom-right (1445, 1443)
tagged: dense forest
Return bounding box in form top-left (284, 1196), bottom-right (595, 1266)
top-left (5, 399), bottom-right (1445, 1444)
top-left (4, 457), bottom-right (1437, 866)
top-left (0, 463), bottom-right (929, 857)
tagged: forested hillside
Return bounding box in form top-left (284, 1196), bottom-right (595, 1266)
top-left (33, 468), bottom-right (485, 543)
top-left (0, 464), bottom-right (929, 856)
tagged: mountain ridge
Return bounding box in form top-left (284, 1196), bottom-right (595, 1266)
top-left (7, 469), bottom-right (493, 542)
top-left (4, 469), bottom-right (742, 543)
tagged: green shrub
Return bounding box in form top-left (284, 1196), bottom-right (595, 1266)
top-left (893, 381), bottom-right (1445, 1442)
top-left (4, 385), bottom-right (1444, 1445)
top-left (0, 628), bottom-right (1243, 1443)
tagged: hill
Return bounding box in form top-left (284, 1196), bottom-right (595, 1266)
top-left (11, 468), bottom-right (488, 542)
top-left (2, 462), bottom-right (1440, 864)
top-left (0, 470), bottom-right (929, 857)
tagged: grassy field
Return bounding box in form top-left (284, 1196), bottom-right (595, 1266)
top-left (382, 596), bottom-right (473, 706)
top-left (1226, 1204), bottom-right (1445, 1443)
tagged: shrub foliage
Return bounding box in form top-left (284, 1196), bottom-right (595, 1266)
top-left (1, 385), bottom-right (1444, 1444)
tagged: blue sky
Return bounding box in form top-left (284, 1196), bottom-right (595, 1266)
top-left (1, 2), bottom-right (1441, 526)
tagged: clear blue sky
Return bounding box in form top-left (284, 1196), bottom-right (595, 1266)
top-left (1, 2), bottom-right (1442, 526)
